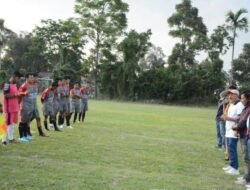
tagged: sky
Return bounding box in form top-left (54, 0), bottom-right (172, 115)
top-left (0, 0), bottom-right (250, 71)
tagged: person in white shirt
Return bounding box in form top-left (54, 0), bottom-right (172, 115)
top-left (233, 90), bottom-right (250, 187)
top-left (221, 89), bottom-right (244, 175)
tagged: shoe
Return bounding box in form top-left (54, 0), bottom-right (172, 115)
top-left (9, 139), bottom-right (20, 144)
top-left (222, 166), bottom-right (232, 171)
top-left (18, 137), bottom-right (29, 142)
top-left (59, 125), bottom-right (64, 129)
top-left (235, 178), bottom-right (246, 185)
top-left (23, 137), bottom-right (31, 141)
top-left (49, 124), bottom-right (54, 129)
top-left (2, 141), bottom-right (7, 146)
top-left (39, 133), bottom-right (49, 137)
top-left (25, 135), bottom-right (33, 141)
top-left (246, 183), bottom-right (250, 188)
top-left (67, 126), bottom-right (73, 129)
top-left (225, 168), bottom-right (240, 175)
top-left (237, 176), bottom-right (244, 181)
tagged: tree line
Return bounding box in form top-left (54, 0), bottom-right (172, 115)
top-left (0, 0), bottom-right (249, 103)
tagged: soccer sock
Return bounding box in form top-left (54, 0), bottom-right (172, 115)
top-left (38, 126), bottom-right (44, 136)
top-left (58, 115), bottom-right (63, 126)
top-left (18, 123), bottom-right (24, 138)
top-left (7, 124), bottom-right (14, 141)
top-left (27, 124), bottom-right (32, 136)
top-left (1, 133), bottom-right (7, 143)
top-left (82, 112), bottom-right (86, 122)
top-left (66, 113), bottom-right (72, 126)
top-left (23, 123), bottom-right (28, 137)
top-left (73, 113), bottom-right (78, 123)
top-left (79, 112), bottom-right (82, 121)
top-left (52, 120), bottom-right (60, 131)
top-left (44, 120), bottom-right (49, 131)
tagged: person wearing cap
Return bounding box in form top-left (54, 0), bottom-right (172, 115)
top-left (233, 90), bottom-right (250, 186)
top-left (70, 81), bottom-right (81, 125)
top-left (2, 71), bottom-right (23, 145)
top-left (214, 88), bottom-right (225, 150)
top-left (79, 83), bottom-right (91, 122)
top-left (222, 89), bottom-right (245, 175)
top-left (41, 81), bottom-right (61, 132)
top-left (18, 72), bottom-right (47, 140)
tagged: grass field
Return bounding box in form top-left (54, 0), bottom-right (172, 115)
top-left (0, 100), bottom-right (246, 190)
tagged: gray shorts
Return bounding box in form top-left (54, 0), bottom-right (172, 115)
top-left (43, 103), bottom-right (55, 117)
top-left (81, 100), bottom-right (88, 112)
top-left (59, 100), bottom-right (70, 113)
top-left (71, 100), bottom-right (81, 113)
top-left (21, 107), bottom-right (40, 123)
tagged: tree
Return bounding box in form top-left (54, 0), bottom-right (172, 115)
top-left (0, 19), bottom-right (16, 69)
top-left (232, 43), bottom-right (250, 89)
top-left (2, 33), bottom-right (50, 73)
top-left (118, 29), bottom-right (152, 99)
top-left (34, 19), bottom-right (85, 82)
top-left (167, 0), bottom-right (207, 68)
top-left (225, 8), bottom-right (249, 71)
top-left (138, 45), bottom-right (166, 71)
top-left (75, 0), bottom-right (129, 98)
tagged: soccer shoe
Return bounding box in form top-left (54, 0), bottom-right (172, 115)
top-left (23, 137), bottom-right (31, 141)
top-left (49, 124), bottom-right (54, 129)
top-left (237, 176), bottom-right (244, 181)
top-left (9, 139), bottom-right (20, 144)
top-left (67, 125), bottom-right (73, 129)
top-left (39, 133), bottom-right (49, 137)
top-left (225, 168), bottom-right (240, 175)
top-left (246, 183), bottom-right (250, 188)
top-left (55, 128), bottom-right (62, 132)
top-left (59, 125), bottom-right (64, 129)
top-left (222, 166), bottom-right (232, 171)
top-left (2, 141), bottom-right (7, 146)
top-left (18, 137), bottom-right (29, 142)
top-left (235, 178), bottom-right (246, 185)
top-left (27, 136), bottom-right (33, 140)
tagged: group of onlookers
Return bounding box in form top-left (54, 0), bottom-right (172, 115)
top-left (215, 85), bottom-right (250, 189)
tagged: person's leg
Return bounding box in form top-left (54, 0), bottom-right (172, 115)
top-left (7, 124), bottom-right (14, 140)
top-left (73, 112), bottom-right (78, 123)
top-left (228, 138), bottom-right (239, 170)
top-left (220, 121), bottom-right (226, 150)
top-left (82, 112), bottom-right (86, 122)
top-left (216, 118), bottom-right (222, 148)
top-left (79, 112), bottom-right (82, 122)
top-left (43, 115), bottom-right (49, 131)
top-left (1, 132), bottom-right (7, 145)
top-left (66, 113), bottom-right (72, 127)
top-left (51, 115), bottom-right (61, 132)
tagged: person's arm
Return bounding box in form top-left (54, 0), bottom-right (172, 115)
top-left (18, 83), bottom-right (29, 96)
top-left (41, 89), bottom-right (49, 103)
top-left (70, 89), bottom-right (76, 99)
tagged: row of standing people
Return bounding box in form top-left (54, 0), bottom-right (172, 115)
top-left (215, 86), bottom-right (250, 189)
top-left (1, 71), bottom-right (91, 145)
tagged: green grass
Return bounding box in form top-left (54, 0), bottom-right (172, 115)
top-left (0, 100), bottom-right (245, 190)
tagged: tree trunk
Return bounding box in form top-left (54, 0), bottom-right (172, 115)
top-left (95, 33), bottom-right (100, 99)
top-left (231, 29), bottom-right (236, 79)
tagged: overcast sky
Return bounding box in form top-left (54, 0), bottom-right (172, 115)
top-left (0, 0), bottom-right (249, 71)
